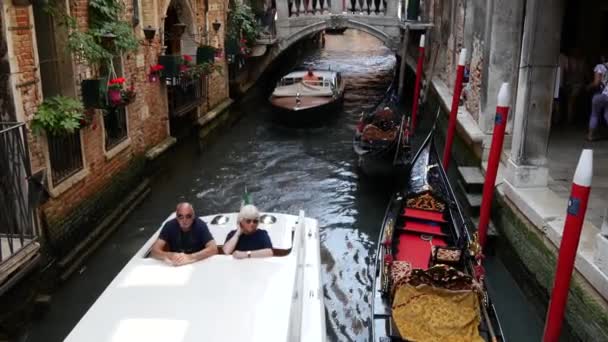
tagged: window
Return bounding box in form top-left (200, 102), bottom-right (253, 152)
top-left (101, 56), bottom-right (129, 151)
top-left (33, 1), bottom-right (75, 98)
top-left (47, 130), bottom-right (84, 184)
top-left (33, 2), bottom-right (83, 185)
top-left (103, 106), bottom-right (128, 150)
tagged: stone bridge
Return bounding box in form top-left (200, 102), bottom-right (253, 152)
top-left (234, 1), bottom-right (431, 94)
top-left (274, 0), bottom-right (404, 53)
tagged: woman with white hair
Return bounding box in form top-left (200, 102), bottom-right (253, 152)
top-left (223, 205), bottom-right (273, 259)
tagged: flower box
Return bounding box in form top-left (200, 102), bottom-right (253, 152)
top-left (81, 78), bottom-right (108, 109)
top-left (158, 55), bottom-right (182, 78)
top-left (196, 45), bottom-right (216, 65)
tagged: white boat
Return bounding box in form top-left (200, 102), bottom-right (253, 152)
top-left (269, 70), bottom-right (345, 124)
top-left (64, 210), bottom-right (326, 342)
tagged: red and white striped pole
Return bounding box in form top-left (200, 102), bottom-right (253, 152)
top-left (543, 149), bottom-right (593, 342)
top-left (477, 82), bottom-right (510, 248)
top-left (442, 48), bottom-right (467, 169)
top-left (410, 34), bottom-right (425, 132)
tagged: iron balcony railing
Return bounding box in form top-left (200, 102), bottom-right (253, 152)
top-left (166, 76), bottom-right (206, 117)
top-left (0, 122), bottom-right (40, 265)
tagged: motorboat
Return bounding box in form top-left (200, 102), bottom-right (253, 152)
top-left (64, 210), bottom-right (326, 342)
top-left (269, 69), bottom-right (345, 125)
top-left (353, 87), bottom-right (410, 178)
top-left (371, 129), bottom-right (505, 341)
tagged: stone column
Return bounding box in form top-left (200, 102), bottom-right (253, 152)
top-left (478, 0), bottom-right (524, 135)
top-left (277, 0), bottom-right (290, 20)
top-left (397, 28), bottom-right (410, 97)
top-left (506, 0), bottom-right (564, 188)
top-left (385, 0), bottom-right (399, 18)
top-left (330, 0), bottom-right (342, 14)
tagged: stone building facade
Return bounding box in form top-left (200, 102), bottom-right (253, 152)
top-left (414, 0), bottom-right (608, 340)
top-left (0, 0), bottom-right (229, 333)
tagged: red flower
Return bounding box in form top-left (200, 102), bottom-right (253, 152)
top-left (150, 64), bottom-right (164, 72)
top-left (182, 55), bottom-right (193, 63)
top-left (109, 77), bottom-right (126, 85)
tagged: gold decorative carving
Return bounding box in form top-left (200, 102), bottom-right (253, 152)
top-left (406, 192), bottom-right (445, 212)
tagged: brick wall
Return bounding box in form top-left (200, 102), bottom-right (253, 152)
top-left (3, 0), bottom-right (230, 225)
top-left (3, 1), bottom-right (170, 224)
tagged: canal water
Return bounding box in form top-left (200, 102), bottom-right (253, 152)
top-left (21, 30), bottom-right (573, 342)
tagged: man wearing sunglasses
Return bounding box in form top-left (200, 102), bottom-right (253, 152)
top-left (151, 202), bottom-right (217, 266)
top-left (223, 204), bottom-right (273, 259)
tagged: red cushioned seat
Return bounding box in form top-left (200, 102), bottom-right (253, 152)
top-left (402, 208), bottom-right (446, 223)
top-left (401, 220), bottom-right (447, 237)
top-left (394, 231), bottom-right (447, 269)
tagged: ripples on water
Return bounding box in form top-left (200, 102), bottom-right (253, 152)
top-left (192, 30), bottom-right (397, 341)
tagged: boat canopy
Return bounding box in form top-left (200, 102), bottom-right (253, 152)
top-left (64, 212), bottom-right (325, 342)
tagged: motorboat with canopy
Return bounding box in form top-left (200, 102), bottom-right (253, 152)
top-left (65, 210), bottom-right (326, 342)
top-left (269, 69), bottom-right (345, 124)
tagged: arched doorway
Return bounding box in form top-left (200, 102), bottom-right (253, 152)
top-left (163, 0), bottom-right (204, 139)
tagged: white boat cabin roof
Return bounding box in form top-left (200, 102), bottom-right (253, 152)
top-left (64, 212), bottom-right (325, 342)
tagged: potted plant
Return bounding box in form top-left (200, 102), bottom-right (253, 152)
top-left (47, 0), bottom-right (139, 107)
top-left (148, 64), bottom-right (164, 82)
top-left (121, 84), bottom-right (136, 105)
top-left (158, 55), bottom-right (182, 78)
top-left (31, 96), bottom-right (85, 136)
top-left (196, 45), bottom-right (216, 65)
top-left (81, 77), bottom-right (108, 108)
top-left (107, 77), bottom-right (126, 106)
top-left (180, 54), bottom-right (194, 73)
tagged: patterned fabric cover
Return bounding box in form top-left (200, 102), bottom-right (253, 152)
top-left (432, 246), bottom-right (462, 265)
top-left (390, 261), bottom-right (412, 296)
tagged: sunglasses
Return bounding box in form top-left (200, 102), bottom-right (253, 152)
top-left (177, 214), bottom-right (193, 220)
top-left (244, 219), bottom-right (259, 224)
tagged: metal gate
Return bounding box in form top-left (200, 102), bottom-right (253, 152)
top-left (0, 122), bottom-right (39, 264)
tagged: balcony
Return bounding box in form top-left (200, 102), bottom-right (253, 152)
top-left (166, 76), bottom-right (206, 117)
top-left (0, 122), bottom-right (41, 295)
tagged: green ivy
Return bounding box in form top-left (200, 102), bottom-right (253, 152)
top-left (31, 96), bottom-right (85, 136)
top-left (226, 0), bottom-right (260, 48)
top-left (46, 0), bottom-right (138, 71)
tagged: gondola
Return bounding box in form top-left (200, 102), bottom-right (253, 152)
top-left (353, 88), bottom-right (410, 178)
top-left (371, 128), bottom-right (505, 342)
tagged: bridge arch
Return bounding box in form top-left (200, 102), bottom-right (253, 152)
top-left (277, 17), bottom-right (400, 56)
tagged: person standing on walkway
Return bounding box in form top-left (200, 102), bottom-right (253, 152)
top-left (587, 54), bottom-right (608, 141)
top-left (151, 202), bottom-right (218, 266)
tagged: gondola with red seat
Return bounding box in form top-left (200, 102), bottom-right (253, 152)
top-left (371, 129), bottom-right (505, 342)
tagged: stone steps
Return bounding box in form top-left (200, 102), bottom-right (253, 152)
top-left (456, 165), bottom-right (500, 252)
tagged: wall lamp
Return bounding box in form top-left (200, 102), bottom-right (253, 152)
top-left (143, 26), bottom-right (157, 44)
top-left (212, 19), bottom-right (221, 33)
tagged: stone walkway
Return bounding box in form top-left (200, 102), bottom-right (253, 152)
top-left (547, 128), bottom-right (608, 228)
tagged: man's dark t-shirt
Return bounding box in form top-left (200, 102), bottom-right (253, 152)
top-left (159, 218), bottom-right (214, 254)
top-left (224, 229), bottom-right (273, 251)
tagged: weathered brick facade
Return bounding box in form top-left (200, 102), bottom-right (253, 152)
top-left (2, 0), bottom-right (229, 248)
